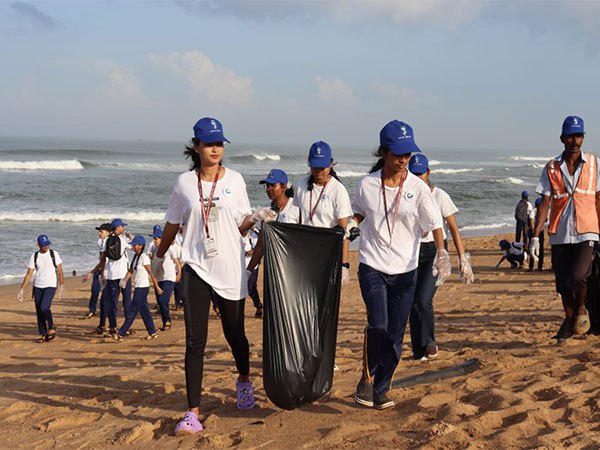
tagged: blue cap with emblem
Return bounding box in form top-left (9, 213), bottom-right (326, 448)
top-left (193, 117), bottom-right (231, 143)
top-left (131, 235), bottom-right (146, 246)
top-left (408, 153), bottom-right (429, 175)
top-left (260, 169), bottom-right (288, 185)
top-left (562, 116), bottom-right (585, 135)
top-left (37, 234), bottom-right (51, 246)
top-left (380, 120), bottom-right (421, 155)
top-left (149, 224), bottom-right (162, 238)
top-left (308, 141), bottom-right (332, 168)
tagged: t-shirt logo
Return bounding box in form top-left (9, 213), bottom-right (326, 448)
top-left (223, 187), bottom-right (233, 196)
top-left (405, 192), bottom-right (414, 200)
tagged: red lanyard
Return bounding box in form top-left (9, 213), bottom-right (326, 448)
top-left (197, 167), bottom-right (220, 238)
top-left (381, 170), bottom-right (406, 239)
top-left (309, 177), bottom-right (330, 223)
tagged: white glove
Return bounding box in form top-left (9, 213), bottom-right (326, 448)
top-left (341, 267), bottom-right (350, 286)
top-left (17, 289), bottom-right (24, 303)
top-left (119, 278), bottom-right (128, 289)
top-left (529, 237), bottom-right (539, 263)
top-left (58, 284), bottom-right (65, 300)
top-left (250, 207), bottom-right (277, 223)
top-left (459, 253), bottom-right (475, 284)
top-left (343, 219), bottom-right (360, 241)
top-left (432, 248), bottom-right (451, 286)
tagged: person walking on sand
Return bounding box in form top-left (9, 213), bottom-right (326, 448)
top-left (347, 120), bottom-right (449, 410)
top-left (81, 223), bottom-right (111, 319)
top-left (530, 116), bottom-right (600, 342)
top-left (149, 226), bottom-right (181, 331)
top-left (515, 191), bottom-right (533, 246)
top-left (156, 117), bottom-right (277, 435)
top-left (17, 235), bottom-right (65, 342)
top-left (528, 198), bottom-right (546, 271)
top-left (407, 153), bottom-right (474, 361)
top-left (113, 236), bottom-right (162, 341)
top-left (293, 141), bottom-right (353, 285)
top-left (99, 218), bottom-right (133, 336)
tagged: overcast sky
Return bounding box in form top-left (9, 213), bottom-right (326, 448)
top-left (1, 0), bottom-right (599, 151)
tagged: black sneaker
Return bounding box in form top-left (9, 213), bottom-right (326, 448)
top-left (374, 392), bottom-right (395, 410)
top-left (354, 380), bottom-right (374, 407)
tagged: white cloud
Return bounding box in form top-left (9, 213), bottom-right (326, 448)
top-left (148, 50), bottom-right (254, 107)
top-left (87, 59), bottom-right (148, 108)
top-left (315, 76), bottom-right (358, 105)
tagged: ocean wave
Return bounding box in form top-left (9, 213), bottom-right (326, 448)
top-left (494, 177), bottom-right (526, 185)
top-left (0, 211), bottom-right (166, 223)
top-left (81, 161), bottom-right (184, 171)
top-left (0, 160), bottom-right (84, 171)
top-left (428, 160), bottom-right (441, 166)
top-left (432, 168), bottom-right (483, 174)
top-left (229, 151), bottom-right (282, 162)
top-left (509, 156), bottom-right (551, 162)
top-left (528, 163), bottom-right (545, 169)
top-left (337, 170), bottom-right (367, 177)
top-left (460, 222), bottom-right (512, 231)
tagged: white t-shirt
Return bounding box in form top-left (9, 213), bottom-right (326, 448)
top-left (243, 229), bottom-right (260, 268)
top-left (504, 242), bottom-right (524, 257)
top-left (102, 234), bottom-right (130, 280)
top-left (294, 175), bottom-right (353, 228)
top-left (154, 244), bottom-right (180, 282)
top-left (98, 237), bottom-right (108, 278)
top-left (272, 198), bottom-right (300, 224)
top-left (131, 253), bottom-right (151, 288)
top-left (27, 250), bottom-right (63, 288)
top-left (352, 169), bottom-right (443, 275)
top-left (148, 241), bottom-right (156, 259)
top-left (421, 187), bottom-right (459, 243)
top-left (165, 168), bottom-right (251, 300)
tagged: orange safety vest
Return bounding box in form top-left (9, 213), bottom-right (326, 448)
top-left (547, 152), bottom-right (599, 235)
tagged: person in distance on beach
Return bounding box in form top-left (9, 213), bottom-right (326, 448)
top-left (348, 120), bottom-right (449, 410)
top-left (113, 235), bottom-right (161, 341)
top-left (156, 117), bottom-right (277, 436)
top-left (495, 239), bottom-right (525, 268)
top-left (81, 223), bottom-right (111, 319)
top-left (515, 191), bottom-right (532, 246)
top-left (530, 116), bottom-right (600, 342)
top-left (407, 153), bottom-right (474, 362)
top-left (293, 141), bottom-right (353, 285)
top-left (17, 234), bottom-right (65, 343)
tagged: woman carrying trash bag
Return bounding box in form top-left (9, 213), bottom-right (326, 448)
top-left (294, 141), bottom-right (353, 285)
top-left (346, 120), bottom-right (450, 410)
top-left (155, 117), bottom-right (276, 436)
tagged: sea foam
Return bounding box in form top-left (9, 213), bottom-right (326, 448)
top-left (0, 211), bottom-right (166, 223)
top-left (0, 160), bottom-right (84, 171)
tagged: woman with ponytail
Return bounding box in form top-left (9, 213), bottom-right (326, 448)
top-left (114, 235), bottom-right (160, 340)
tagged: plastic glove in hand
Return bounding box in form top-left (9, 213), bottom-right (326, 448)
top-left (17, 289), bottom-right (24, 302)
top-left (341, 267), bottom-right (350, 286)
top-left (529, 237), bottom-right (539, 264)
top-left (432, 248), bottom-right (451, 286)
top-left (119, 278), bottom-right (128, 289)
top-left (343, 219), bottom-right (360, 241)
top-left (459, 253), bottom-right (475, 284)
top-left (250, 207), bottom-right (277, 223)
top-left (58, 284), bottom-right (65, 300)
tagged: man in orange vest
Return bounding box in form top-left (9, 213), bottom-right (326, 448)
top-left (531, 116), bottom-right (600, 343)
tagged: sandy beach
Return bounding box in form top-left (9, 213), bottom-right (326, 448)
top-left (1, 233), bottom-right (599, 449)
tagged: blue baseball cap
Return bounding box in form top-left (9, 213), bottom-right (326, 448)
top-left (111, 218), bottom-right (127, 229)
top-left (37, 234), bottom-right (51, 246)
top-left (380, 120), bottom-right (421, 155)
top-left (193, 117), bottom-right (231, 144)
top-left (562, 116), bottom-right (585, 135)
top-left (535, 197), bottom-right (541, 207)
top-left (308, 141), bottom-right (333, 168)
top-left (522, 191), bottom-right (528, 198)
top-left (131, 235), bottom-right (146, 246)
top-left (259, 169), bottom-right (288, 185)
top-left (149, 224), bottom-right (162, 238)
top-left (408, 154), bottom-right (429, 175)
top-left (499, 239), bottom-right (509, 248)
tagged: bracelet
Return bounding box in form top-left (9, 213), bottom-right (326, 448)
top-left (341, 263), bottom-right (350, 269)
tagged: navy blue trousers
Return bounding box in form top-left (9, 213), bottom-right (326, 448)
top-left (358, 263), bottom-right (417, 395)
top-left (409, 242), bottom-right (439, 359)
top-left (118, 287), bottom-right (156, 336)
top-left (174, 279), bottom-right (182, 307)
top-left (106, 278), bottom-right (132, 329)
top-left (33, 286), bottom-right (56, 335)
top-left (515, 220), bottom-right (528, 246)
top-left (88, 270), bottom-right (101, 313)
top-left (157, 280), bottom-right (174, 326)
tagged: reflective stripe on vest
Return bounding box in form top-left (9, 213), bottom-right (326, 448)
top-left (547, 153), bottom-right (599, 235)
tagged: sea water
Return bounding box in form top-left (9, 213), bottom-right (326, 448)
top-left (0, 136), bottom-right (549, 284)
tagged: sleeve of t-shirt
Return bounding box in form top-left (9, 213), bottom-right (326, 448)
top-left (529, 208), bottom-right (537, 220)
top-left (416, 185), bottom-right (444, 233)
top-left (439, 190), bottom-right (459, 219)
top-left (27, 253), bottom-right (35, 270)
top-left (101, 239), bottom-right (107, 252)
top-left (234, 176), bottom-right (252, 227)
top-left (168, 245), bottom-right (179, 260)
top-left (351, 178), bottom-right (366, 217)
top-left (287, 205), bottom-right (300, 224)
top-left (165, 179), bottom-right (183, 224)
top-left (527, 202), bottom-right (533, 213)
top-left (333, 183), bottom-right (353, 221)
top-left (53, 251), bottom-right (63, 265)
top-left (140, 253), bottom-right (150, 266)
top-left (536, 164), bottom-right (552, 196)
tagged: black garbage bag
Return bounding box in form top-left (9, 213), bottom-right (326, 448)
top-left (262, 222), bottom-right (343, 410)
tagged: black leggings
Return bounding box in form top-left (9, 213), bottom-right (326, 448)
top-left (182, 265), bottom-right (250, 409)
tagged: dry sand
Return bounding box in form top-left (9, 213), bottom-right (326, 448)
top-left (1, 233), bottom-right (600, 449)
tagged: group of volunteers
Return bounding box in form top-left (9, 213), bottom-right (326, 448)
top-left (18, 114), bottom-right (594, 436)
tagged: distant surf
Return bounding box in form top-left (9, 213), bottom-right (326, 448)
top-left (0, 211), bottom-right (166, 223)
top-left (0, 160), bottom-right (84, 171)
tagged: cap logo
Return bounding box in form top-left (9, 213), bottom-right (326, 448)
top-left (316, 147), bottom-right (322, 155)
top-left (268, 170), bottom-right (274, 177)
top-left (414, 156), bottom-right (419, 163)
top-left (401, 125), bottom-right (408, 137)
top-left (211, 119), bottom-right (218, 129)
top-left (573, 118), bottom-right (579, 125)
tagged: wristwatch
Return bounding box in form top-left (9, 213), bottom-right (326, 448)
top-left (341, 262), bottom-right (350, 269)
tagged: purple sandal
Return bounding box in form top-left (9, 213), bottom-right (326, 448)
top-left (174, 411), bottom-right (203, 436)
top-left (236, 378), bottom-right (256, 410)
